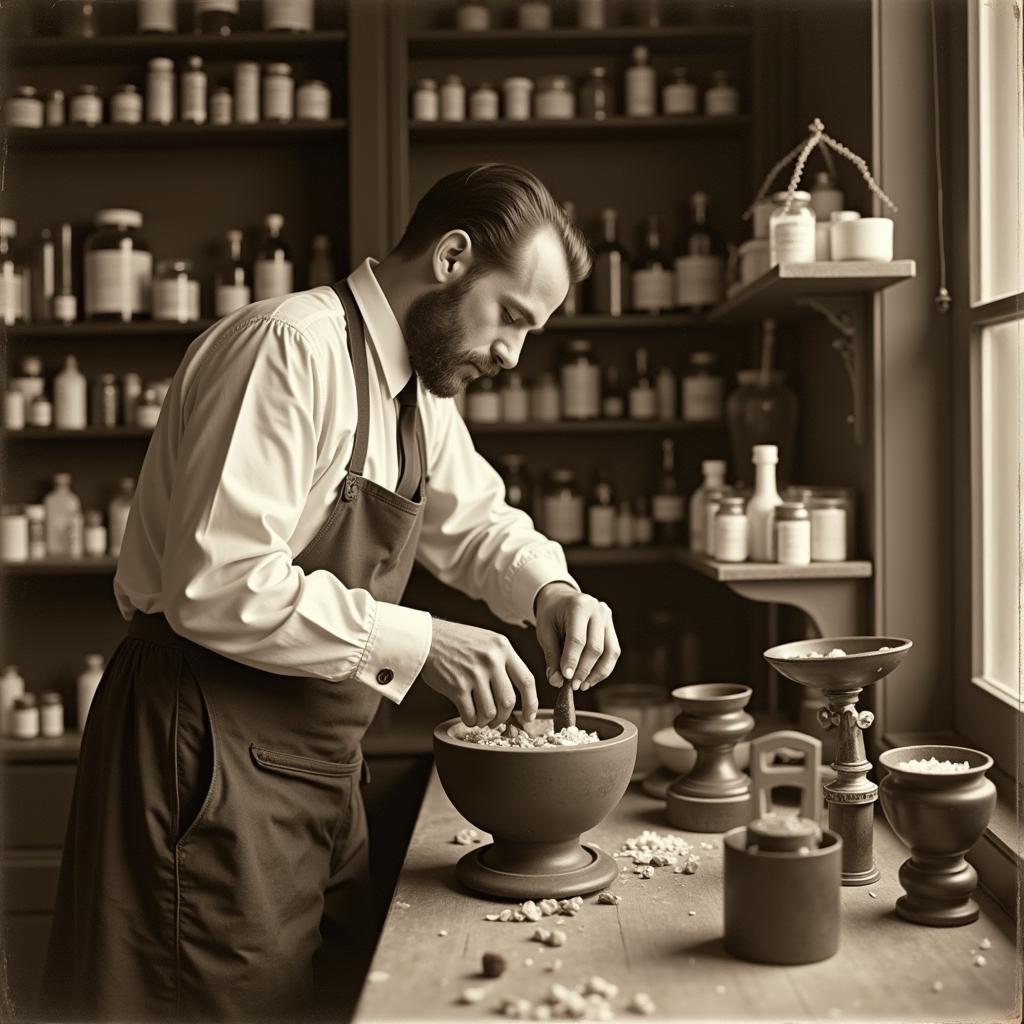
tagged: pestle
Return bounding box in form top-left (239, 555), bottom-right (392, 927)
top-left (554, 681), bottom-right (576, 732)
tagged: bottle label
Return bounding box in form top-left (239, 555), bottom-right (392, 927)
top-left (651, 494), bottom-right (684, 524)
top-left (631, 267), bottom-right (673, 312)
top-left (263, 0), bottom-right (314, 31)
top-left (628, 387), bottom-right (657, 420)
top-left (776, 521), bottom-right (811, 566)
top-left (543, 495), bottom-right (584, 545)
top-left (0, 266), bottom-right (24, 325)
top-left (715, 514), bottom-right (749, 562)
top-left (682, 377), bottom-right (724, 421)
top-left (771, 220), bottom-right (816, 265)
top-left (626, 69), bottom-right (656, 116)
top-left (254, 259), bottom-right (293, 300)
top-left (561, 363), bottom-right (601, 419)
top-left (85, 250), bottom-right (153, 318)
top-left (588, 506), bottom-right (616, 548)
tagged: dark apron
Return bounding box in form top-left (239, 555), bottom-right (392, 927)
top-left (40, 280), bottom-right (427, 1023)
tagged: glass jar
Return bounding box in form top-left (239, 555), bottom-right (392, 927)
top-left (10, 694), bottom-right (39, 740)
top-left (84, 209), bottom-right (152, 322)
top-left (502, 77), bottom-right (534, 121)
top-left (501, 372), bottom-right (529, 422)
top-left (726, 369), bottom-right (799, 486)
top-left (181, 55), bottom-right (207, 124)
top-left (153, 259), bottom-right (200, 322)
top-left (662, 67), bottom-right (698, 116)
top-left (296, 80), bottom-right (331, 121)
top-left (774, 501), bottom-right (810, 566)
top-left (579, 67), bottom-right (614, 120)
top-left (439, 75), bottom-right (466, 122)
top-left (263, 63), bottom-right (295, 122)
top-left (809, 496), bottom-right (847, 562)
top-left (714, 497), bottom-right (747, 563)
top-left (138, 0), bottom-right (177, 32)
top-left (498, 454), bottom-right (533, 514)
top-left (69, 84), bottom-right (103, 126)
top-left (83, 509), bottom-right (107, 557)
top-left (535, 75), bottom-right (575, 120)
top-left (29, 397), bottom-right (53, 428)
top-left (456, 0), bottom-right (491, 30)
top-left (263, 0), bottom-right (314, 32)
top-left (210, 86), bottom-right (233, 125)
top-left (542, 468), bottom-right (584, 545)
top-left (46, 89), bottom-right (66, 126)
top-left (110, 83), bottom-right (143, 125)
top-left (530, 371), bottom-right (560, 421)
top-left (0, 218), bottom-right (26, 326)
top-left (411, 79), bottom-right (439, 122)
top-left (517, 0), bottom-right (552, 29)
top-left (576, 0), bottom-right (605, 28)
top-left (6, 86), bottom-right (44, 128)
top-left (469, 83), bottom-right (499, 121)
top-left (234, 62), bottom-right (260, 123)
top-left (769, 190), bottom-right (816, 266)
top-left (91, 372), bottom-right (119, 429)
top-left (5, 390), bottom-right (25, 430)
top-left (465, 377), bottom-right (501, 423)
top-left (136, 388), bottom-right (161, 429)
top-left (146, 57), bottom-right (175, 124)
top-left (39, 692), bottom-right (64, 738)
top-left (703, 486), bottom-right (727, 558)
top-left (1, 506), bottom-right (30, 563)
top-left (25, 505), bottom-right (46, 559)
top-left (681, 351), bottom-right (723, 421)
top-left (560, 339), bottom-right (601, 420)
top-left (704, 69), bottom-right (739, 116)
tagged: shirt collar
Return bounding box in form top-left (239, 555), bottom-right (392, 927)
top-left (346, 257), bottom-right (413, 401)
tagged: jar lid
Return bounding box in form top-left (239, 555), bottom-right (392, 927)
top-left (702, 459), bottom-right (727, 473)
top-left (771, 190), bottom-right (812, 204)
top-left (148, 57), bottom-right (173, 70)
top-left (443, 74), bottom-right (463, 85)
top-left (299, 79), bottom-right (328, 89)
top-left (810, 496), bottom-right (846, 509)
top-left (503, 76), bottom-right (534, 89)
top-left (15, 85), bottom-right (39, 98)
top-left (719, 496), bottom-right (746, 511)
top-left (85, 509), bottom-right (104, 524)
top-left (0, 217), bottom-right (16, 238)
top-left (53, 471), bottom-right (72, 485)
top-left (751, 444), bottom-right (778, 464)
top-left (266, 62), bottom-right (293, 75)
top-left (830, 210), bottom-right (861, 223)
top-left (537, 74), bottom-right (572, 90)
top-left (116, 83), bottom-right (140, 93)
top-left (187, 55), bottom-right (203, 68)
top-left (416, 77), bottom-right (437, 89)
top-left (75, 84), bottom-right (100, 95)
top-left (95, 209), bottom-right (144, 229)
top-left (13, 694), bottom-right (37, 709)
top-left (548, 468), bottom-right (575, 483)
top-left (775, 501), bottom-right (808, 520)
top-left (40, 691), bottom-right (62, 704)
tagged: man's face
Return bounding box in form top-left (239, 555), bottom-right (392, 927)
top-left (404, 227), bottom-right (571, 398)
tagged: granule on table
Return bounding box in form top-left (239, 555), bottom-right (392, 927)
top-left (980, 937), bottom-right (992, 949)
top-left (931, 981), bottom-right (944, 993)
top-left (394, 901), bottom-right (411, 909)
top-left (628, 992), bottom-right (656, 1016)
top-left (973, 955), bottom-right (987, 967)
top-left (459, 986), bottom-right (487, 1004)
top-left (437, 929), bottom-right (448, 936)
top-left (367, 970), bottom-right (390, 983)
top-left (687, 910), bottom-right (697, 916)
top-left (868, 891), bottom-right (878, 899)
top-left (635, 865), bottom-right (655, 879)
top-left (714, 984), bottom-right (726, 995)
top-left (453, 828), bottom-right (481, 845)
top-left (597, 891), bottom-right (622, 905)
top-left (524, 957), bottom-right (534, 967)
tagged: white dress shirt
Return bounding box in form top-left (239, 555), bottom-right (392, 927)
top-left (113, 259), bottom-right (577, 703)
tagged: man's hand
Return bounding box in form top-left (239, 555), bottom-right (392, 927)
top-left (421, 618), bottom-right (538, 727)
top-left (534, 583), bottom-right (621, 691)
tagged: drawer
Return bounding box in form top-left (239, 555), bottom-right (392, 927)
top-left (2, 764), bottom-right (76, 848)
top-left (2, 852), bottom-right (63, 912)
top-left (1, 913), bottom-right (51, 1020)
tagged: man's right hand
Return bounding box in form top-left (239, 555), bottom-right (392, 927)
top-left (421, 618), bottom-right (538, 728)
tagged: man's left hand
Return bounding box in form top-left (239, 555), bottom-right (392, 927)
top-left (534, 583), bottom-right (621, 692)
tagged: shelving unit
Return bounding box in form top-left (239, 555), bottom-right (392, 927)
top-left (8, 121), bottom-right (348, 149)
top-left (4, 320), bottom-right (216, 339)
top-left (410, 114), bottom-right (750, 142)
top-left (5, 428), bottom-right (154, 440)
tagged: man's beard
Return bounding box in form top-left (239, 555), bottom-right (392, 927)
top-left (404, 276), bottom-right (497, 398)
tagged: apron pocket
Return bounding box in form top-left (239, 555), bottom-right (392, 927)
top-left (250, 744), bottom-right (362, 782)
top-left (175, 659), bottom-right (217, 849)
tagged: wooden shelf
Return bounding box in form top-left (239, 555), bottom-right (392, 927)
top-left (2, 557), bottom-right (118, 575)
top-left (540, 313), bottom-right (703, 331)
top-left (4, 427), bottom-right (154, 440)
top-left (4, 320), bottom-right (215, 339)
top-left (565, 545), bottom-right (682, 567)
top-left (408, 25), bottom-right (751, 56)
top-left (707, 260), bottom-right (917, 324)
top-left (676, 549), bottom-right (873, 582)
top-left (9, 30), bottom-right (348, 64)
top-left (410, 114), bottom-right (749, 143)
top-left (469, 419), bottom-right (720, 434)
top-left (8, 120), bottom-right (347, 150)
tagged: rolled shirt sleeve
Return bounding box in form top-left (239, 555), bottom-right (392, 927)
top-left (416, 396), bottom-right (580, 627)
top-left (141, 314), bottom-right (431, 702)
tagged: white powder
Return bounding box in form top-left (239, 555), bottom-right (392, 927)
top-left (449, 721), bottom-right (600, 748)
top-left (896, 757), bottom-right (971, 773)
top-left (786, 645), bottom-right (894, 660)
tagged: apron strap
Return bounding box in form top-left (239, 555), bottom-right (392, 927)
top-left (331, 280), bottom-right (371, 478)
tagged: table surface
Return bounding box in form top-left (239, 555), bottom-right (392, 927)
top-left (354, 770), bottom-right (1020, 1024)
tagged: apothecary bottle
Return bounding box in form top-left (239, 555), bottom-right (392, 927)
top-left (215, 229), bottom-right (251, 316)
top-left (0, 218), bottom-right (26, 326)
top-left (769, 190), bottom-right (815, 266)
top-left (138, 0), bottom-right (176, 32)
top-left (591, 208), bottom-right (629, 316)
top-left (465, 377), bottom-right (501, 424)
top-left (11, 695), bottom-right (39, 740)
top-left (46, 89), bottom-right (66, 126)
top-left (57, 0), bottom-right (98, 38)
top-left (628, 347), bottom-right (656, 420)
top-left (193, 0), bottom-right (239, 35)
top-left (108, 477), bottom-right (135, 558)
top-left (146, 57), bottom-right (175, 124)
top-left (264, 0), bottom-right (315, 32)
top-left (681, 351), bottom-right (723, 421)
top-left (254, 214), bottom-right (293, 300)
top-left (234, 62), bottom-right (260, 123)
top-left (210, 87), bottom-right (233, 125)
top-left (469, 83), bottom-right (499, 121)
top-left (44, 473), bottom-right (82, 558)
top-left (296, 80), bottom-right (331, 121)
top-left (498, 454), bottom-right (533, 515)
top-left (263, 63), bottom-right (295, 122)
top-left (810, 497), bottom-right (847, 561)
top-left (517, 0), bottom-right (552, 29)
top-left (587, 470), bottom-right (616, 549)
top-left (502, 77), bottom-right (533, 121)
top-left (561, 339), bottom-right (601, 420)
top-left (704, 69), bottom-right (739, 116)
top-left (542, 469), bottom-right (584, 545)
top-left (651, 437), bottom-right (684, 544)
top-left (576, 0), bottom-right (605, 28)
top-left (181, 56), bottom-right (207, 125)
top-left (84, 510), bottom-right (107, 557)
top-left (579, 67), bottom-right (613, 120)
top-left (625, 45), bottom-right (656, 117)
top-left (136, 388), bottom-right (162, 429)
top-left (501, 372), bottom-right (529, 422)
top-left (456, 0), bottom-right (491, 30)
top-left (70, 84), bottom-right (103, 126)
top-left (440, 75), bottom-right (466, 122)
top-left (530, 371), bottom-right (560, 421)
top-left (774, 501), bottom-right (810, 566)
top-left (726, 368), bottom-right (798, 486)
top-left (412, 79), bottom-right (439, 122)
top-left (535, 75), bottom-right (575, 120)
top-left (662, 67), bottom-right (697, 116)
top-left (6, 86), bottom-right (45, 128)
top-left (84, 209), bottom-right (152, 322)
top-left (39, 692), bottom-right (64, 738)
top-left (153, 259), bottom-right (200, 322)
top-left (631, 215), bottom-right (673, 314)
top-left (55, 355), bottom-right (88, 429)
top-left (714, 496), bottom-right (748, 562)
top-left (110, 83), bottom-right (143, 125)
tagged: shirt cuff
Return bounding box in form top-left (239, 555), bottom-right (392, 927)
top-left (505, 549), bottom-right (581, 628)
top-left (352, 600), bottom-right (432, 705)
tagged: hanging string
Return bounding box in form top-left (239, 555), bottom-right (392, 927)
top-left (930, 0), bottom-right (952, 313)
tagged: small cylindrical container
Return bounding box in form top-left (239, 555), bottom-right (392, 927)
top-left (264, 0), bottom-right (315, 31)
top-left (181, 55), bottom-right (208, 124)
top-left (0, 666), bottom-right (25, 736)
top-left (830, 217), bottom-right (894, 262)
top-left (769, 190), bottom-right (816, 267)
top-left (234, 61), bottom-right (260, 123)
top-left (714, 496), bottom-right (748, 563)
top-left (576, 0), bottom-right (605, 28)
top-left (810, 497), bottom-right (847, 562)
top-left (153, 259), bottom-right (200, 322)
top-left (517, 0), bottom-right (552, 29)
top-left (5, 390), bottom-right (26, 430)
top-left (263, 63), bottom-right (295, 122)
top-left (456, 1), bottom-right (491, 30)
top-left (296, 80), bottom-right (331, 121)
top-left (110, 83), bottom-right (143, 125)
top-left (146, 58), bottom-right (176, 124)
top-left (542, 468), bottom-right (585, 545)
top-left (625, 45), bottom-right (656, 117)
top-left (704, 486), bottom-right (727, 558)
top-left (29, 396), bottom-right (53, 427)
top-left (439, 75), bottom-right (466, 122)
top-left (25, 505), bottom-right (46, 560)
top-left (136, 388), bottom-right (162, 429)
top-left (809, 171), bottom-right (844, 222)
top-left (774, 501), bottom-right (810, 566)
top-left (411, 79), bottom-right (439, 122)
top-left (502, 77), bottom-right (533, 121)
top-left (466, 377), bottom-right (501, 423)
top-left (46, 89), bottom-right (67, 127)
top-left (560, 339), bottom-right (601, 420)
top-left (138, 0), bottom-right (177, 32)
top-left (84, 209), bottom-right (152, 322)
top-left (662, 67), bottom-right (697, 116)
top-left (681, 351), bottom-right (724, 421)
top-left (1, 507), bottom-right (30, 563)
top-left (210, 86), bottom-right (233, 125)
top-left (579, 67), bottom-right (613, 120)
top-left (55, 354), bottom-right (88, 429)
top-left (501, 372), bottom-right (529, 422)
top-left (705, 69), bottom-right (739, 116)
top-left (530, 371), bottom-right (560, 421)
top-left (70, 85), bottom-right (103, 126)
top-left (122, 372), bottom-right (142, 426)
top-left (10, 694), bottom-right (39, 740)
top-left (92, 373), bottom-right (120, 429)
top-left (469, 83), bottom-right (499, 121)
top-left (84, 510), bottom-right (107, 557)
top-left (39, 692), bottom-right (65, 738)
top-left (6, 86), bottom-right (45, 128)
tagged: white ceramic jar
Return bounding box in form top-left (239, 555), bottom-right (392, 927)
top-left (503, 77), bottom-right (534, 120)
top-left (296, 80), bottom-right (331, 121)
top-left (535, 75), bottom-right (575, 120)
top-left (411, 79), bottom-right (439, 122)
top-left (830, 216), bottom-right (894, 261)
top-left (6, 86), bottom-right (45, 128)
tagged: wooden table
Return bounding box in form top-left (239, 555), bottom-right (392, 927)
top-left (354, 771), bottom-right (1020, 1024)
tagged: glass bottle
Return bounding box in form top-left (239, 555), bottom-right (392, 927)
top-left (517, 0), bottom-right (552, 29)
top-left (308, 234), bottom-right (335, 288)
top-left (108, 477), bottom-right (136, 558)
top-left (263, 63), bottom-right (295, 123)
top-left (747, 444), bottom-right (782, 562)
top-left (53, 223), bottom-right (77, 324)
top-left (138, 0), bottom-right (177, 32)
top-left (84, 509), bottom-right (107, 557)
top-left (561, 339), bottom-right (601, 420)
top-left (689, 458), bottom-right (727, 553)
top-left (77, 654), bottom-right (105, 732)
top-left (681, 351), bottom-right (724, 421)
top-left (215, 230), bottom-right (251, 316)
top-left (625, 44), bottom-right (656, 117)
top-left (655, 363), bottom-right (677, 420)
top-left (774, 501), bottom-right (811, 566)
top-left (576, 0), bottom-right (605, 28)
top-left (530, 372), bottom-right (561, 421)
top-left (704, 69), bottom-right (739, 116)
top-left (465, 377), bottom-right (500, 423)
top-left (498, 455), bottom-right (533, 515)
top-left (254, 214), bottom-right (293, 300)
top-left (54, 355), bottom-right (88, 430)
top-left (769, 190), bottom-right (816, 266)
top-left (456, 0), bottom-right (491, 30)
top-left (44, 473), bottom-right (82, 557)
top-left (628, 347), bottom-right (656, 419)
top-left (412, 79), bottom-right (439, 122)
top-left (714, 496), bottom-right (749, 563)
top-left (440, 74), bottom-right (467, 122)
top-left (662, 67), bottom-right (697, 116)
top-left (615, 499), bottom-right (634, 547)
top-left (579, 67), bottom-right (614, 120)
top-left (542, 469), bottom-right (584, 546)
top-left (633, 495), bottom-right (653, 545)
top-left (193, 0), bottom-right (239, 36)
top-left (136, 388), bottom-right (161, 429)
top-left (40, 692), bottom-right (65, 738)
top-left (0, 218), bottom-right (25, 327)
top-left (651, 437), bottom-right (684, 545)
top-left (631, 215), bottom-right (673, 314)
top-left (590, 208), bottom-right (629, 317)
top-left (601, 365), bottom-right (625, 419)
top-left (809, 171), bottom-right (844, 222)
top-left (674, 191), bottom-right (724, 310)
top-left (84, 209), bottom-right (153, 322)
top-left (153, 259), bottom-right (200, 322)
top-left (181, 56), bottom-right (207, 125)
top-left (501, 372), bottom-right (529, 422)
top-left (587, 470), bottom-right (616, 549)
top-left (725, 367), bottom-right (799, 486)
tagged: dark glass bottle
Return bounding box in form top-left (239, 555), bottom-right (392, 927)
top-left (601, 365), bottom-right (626, 419)
top-left (651, 437), bottom-right (684, 544)
top-left (632, 214), bottom-right (672, 314)
top-left (591, 208), bottom-right (630, 317)
top-left (680, 191), bottom-right (721, 257)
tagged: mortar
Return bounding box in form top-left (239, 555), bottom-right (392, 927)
top-left (433, 711), bottom-right (638, 899)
